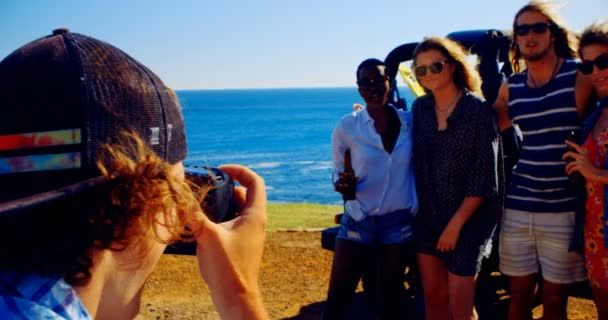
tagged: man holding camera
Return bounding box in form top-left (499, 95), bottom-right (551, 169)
top-left (0, 29), bottom-right (268, 319)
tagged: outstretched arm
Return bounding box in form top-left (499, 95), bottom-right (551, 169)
top-left (193, 164), bottom-right (269, 320)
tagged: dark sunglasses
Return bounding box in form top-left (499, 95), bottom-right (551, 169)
top-left (514, 22), bottom-right (552, 36)
top-left (414, 60), bottom-right (449, 77)
top-left (578, 54), bottom-right (608, 75)
top-left (357, 77), bottom-right (387, 87)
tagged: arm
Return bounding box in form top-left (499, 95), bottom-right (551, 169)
top-left (331, 121), bottom-right (347, 177)
top-left (475, 32), bottom-right (504, 105)
top-left (493, 80), bottom-right (522, 179)
top-left (331, 121), bottom-right (357, 195)
top-left (494, 81), bottom-right (511, 132)
top-left (436, 197), bottom-right (484, 252)
top-left (194, 164), bottom-right (269, 320)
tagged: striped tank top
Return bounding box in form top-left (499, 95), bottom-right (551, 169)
top-left (506, 58), bottom-right (580, 213)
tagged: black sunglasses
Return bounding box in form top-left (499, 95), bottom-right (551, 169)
top-left (578, 54), bottom-right (608, 75)
top-left (357, 77), bottom-right (387, 87)
top-left (414, 60), bottom-right (449, 78)
top-left (514, 22), bottom-right (552, 36)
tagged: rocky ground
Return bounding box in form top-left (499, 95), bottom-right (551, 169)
top-left (138, 231), bottom-right (598, 320)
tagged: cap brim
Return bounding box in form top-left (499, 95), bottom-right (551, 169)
top-left (0, 175), bottom-right (110, 218)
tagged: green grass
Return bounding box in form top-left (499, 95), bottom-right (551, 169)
top-left (267, 202), bottom-right (342, 231)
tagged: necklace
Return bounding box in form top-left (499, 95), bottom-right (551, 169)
top-left (435, 91), bottom-right (462, 112)
top-left (529, 58), bottom-right (561, 88)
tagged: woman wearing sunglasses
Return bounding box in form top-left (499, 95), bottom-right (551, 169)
top-left (323, 58), bottom-right (418, 319)
top-left (411, 37), bottom-right (501, 320)
top-left (562, 21), bottom-right (608, 320)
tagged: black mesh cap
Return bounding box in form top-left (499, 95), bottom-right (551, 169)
top-left (0, 28), bottom-right (187, 213)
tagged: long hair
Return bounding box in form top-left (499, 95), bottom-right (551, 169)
top-left (578, 20), bottom-right (608, 58)
top-left (0, 133), bottom-right (203, 286)
top-left (510, 0), bottom-right (578, 73)
top-left (412, 37), bottom-right (482, 96)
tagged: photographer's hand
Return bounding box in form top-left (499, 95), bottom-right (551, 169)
top-left (192, 164), bottom-right (268, 320)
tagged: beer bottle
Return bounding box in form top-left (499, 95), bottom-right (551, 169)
top-left (342, 149), bottom-right (357, 201)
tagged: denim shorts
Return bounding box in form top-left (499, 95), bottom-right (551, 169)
top-left (336, 209), bottom-right (414, 246)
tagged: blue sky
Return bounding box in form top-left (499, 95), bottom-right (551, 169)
top-left (1, 0), bottom-right (606, 89)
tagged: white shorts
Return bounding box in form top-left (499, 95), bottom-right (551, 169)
top-left (499, 209), bottom-right (586, 284)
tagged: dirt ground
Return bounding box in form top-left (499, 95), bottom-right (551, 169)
top-left (138, 231), bottom-right (598, 320)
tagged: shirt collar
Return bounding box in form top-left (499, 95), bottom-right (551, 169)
top-left (361, 104), bottom-right (398, 123)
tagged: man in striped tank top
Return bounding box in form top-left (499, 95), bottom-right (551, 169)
top-left (493, 1), bottom-right (594, 320)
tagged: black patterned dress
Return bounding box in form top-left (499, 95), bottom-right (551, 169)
top-left (412, 91), bottom-right (501, 276)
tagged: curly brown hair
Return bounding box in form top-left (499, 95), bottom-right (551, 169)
top-left (578, 21), bottom-right (608, 58)
top-left (0, 133), bottom-right (203, 286)
top-left (510, 0), bottom-right (578, 73)
top-left (412, 37), bottom-right (482, 96)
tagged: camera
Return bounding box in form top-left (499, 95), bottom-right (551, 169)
top-left (163, 166), bottom-right (237, 255)
top-left (186, 166), bottom-right (237, 223)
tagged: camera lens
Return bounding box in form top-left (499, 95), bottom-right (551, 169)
top-left (164, 166), bottom-right (237, 255)
top-left (186, 167), bottom-right (237, 223)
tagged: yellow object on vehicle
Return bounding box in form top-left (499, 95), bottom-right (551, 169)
top-left (398, 64), bottom-right (426, 97)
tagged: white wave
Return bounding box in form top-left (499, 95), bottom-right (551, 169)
top-left (302, 161), bottom-right (333, 171)
top-left (295, 160), bottom-right (315, 165)
top-left (249, 162), bottom-right (281, 169)
top-left (186, 152), bottom-right (289, 163)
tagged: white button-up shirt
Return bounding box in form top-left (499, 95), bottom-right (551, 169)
top-left (332, 105), bottom-right (418, 221)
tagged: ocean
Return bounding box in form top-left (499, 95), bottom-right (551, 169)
top-left (176, 87), bottom-right (415, 205)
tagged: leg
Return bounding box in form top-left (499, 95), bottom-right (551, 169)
top-left (361, 248), bottom-right (378, 312)
top-left (448, 272), bottom-right (478, 320)
top-left (475, 243), bottom-right (508, 320)
top-left (322, 238), bottom-right (369, 320)
top-left (403, 242), bottom-right (425, 319)
top-left (377, 244), bottom-right (406, 320)
top-left (540, 280), bottom-right (568, 320)
top-left (417, 253), bottom-right (449, 320)
top-left (498, 210), bottom-right (541, 320)
top-left (535, 211), bottom-right (586, 320)
top-left (507, 274), bottom-right (537, 320)
top-left (592, 287), bottom-right (608, 320)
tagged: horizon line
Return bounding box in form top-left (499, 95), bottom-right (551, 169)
top-left (174, 85), bottom-right (356, 91)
